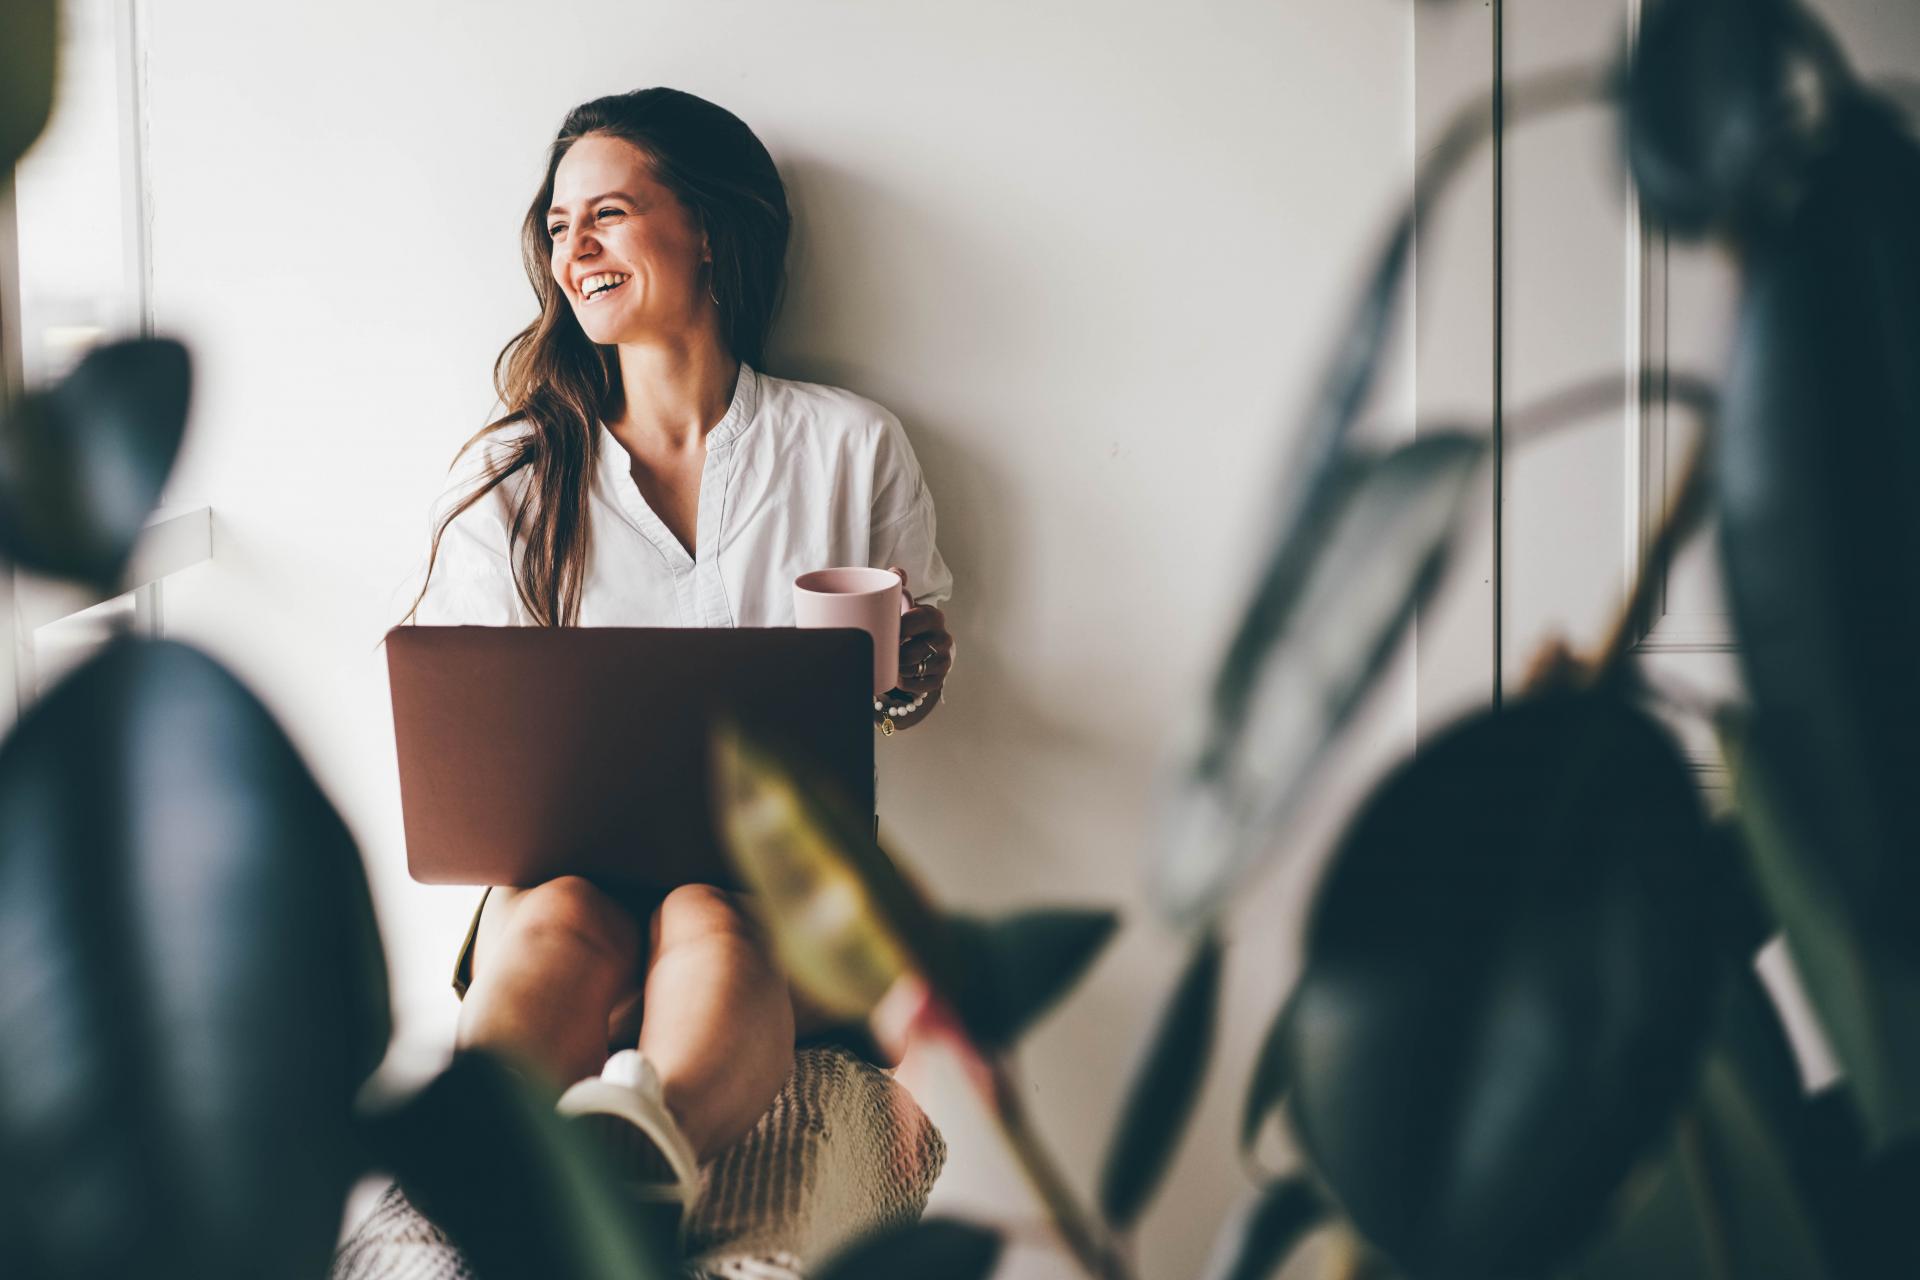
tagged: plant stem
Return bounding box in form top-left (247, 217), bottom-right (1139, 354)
top-left (1504, 369), bottom-right (1719, 447)
top-left (977, 1052), bottom-right (1136, 1280)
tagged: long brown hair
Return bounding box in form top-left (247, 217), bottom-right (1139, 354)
top-left (407, 88), bottom-right (790, 626)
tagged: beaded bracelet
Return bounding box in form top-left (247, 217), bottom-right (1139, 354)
top-left (874, 691), bottom-right (928, 719)
top-left (873, 690), bottom-right (928, 735)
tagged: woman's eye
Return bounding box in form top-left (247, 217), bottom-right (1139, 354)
top-left (547, 209), bottom-right (620, 239)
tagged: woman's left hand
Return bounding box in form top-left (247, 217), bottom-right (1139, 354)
top-left (897, 602), bottom-right (954, 702)
top-left (886, 565), bottom-right (953, 719)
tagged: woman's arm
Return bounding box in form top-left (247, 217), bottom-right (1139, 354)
top-left (866, 410), bottom-right (952, 731)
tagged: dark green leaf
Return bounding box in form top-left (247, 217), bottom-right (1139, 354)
top-left (1155, 434), bottom-right (1486, 925)
top-left (1712, 92), bottom-right (1920, 1143)
top-left (0, 0), bottom-right (56, 171)
top-left (1623, 0), bottom-right (1842, 237)
top-left (0, 639), bottom-right (390, 1278)
top-left (1571, 973), bottom-right (1920, 1280)
top-left (1702, 819), bottom-right (1774, 960)
top-left (1786, 1089), bottom-right (1920, 1276)
top-left (361, 1050), bottom-right (677, 1280)
top-left (1720, 713), bottom-right (1920, 1149)
top-left (1794, 1102), bottom-right (1920, 1277)
top-left (1677, 1058), bottom-right (1834, 1280)
top-left (1199, 1179), bottom-right (1326, 1280)
top-left (0, 338), bottom-right (192, 588)
top-left (948, 908), bottom-right (1119, 1050)
top-left (1560, 1070), bottom-right (1819, 1280)
top-left (1241, 995), bottom-right (1296, 1156)
top-left (1670, 971), bottom-right (1834, 1280)
top-left (814, 1217), bottom-right (1002, 1280)
top-left (1098, 932), bottom-right (1223, 1229)
top-left (1283, 689), bottom-right (1719, 1279)
top-left (1557, 1142), bottom-right (1719, 1280)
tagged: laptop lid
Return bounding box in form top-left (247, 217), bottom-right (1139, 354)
top-left (386, 626), bottom-right (875, 890)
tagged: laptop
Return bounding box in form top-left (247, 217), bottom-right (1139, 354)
top-left (386, 626), bottom-right (876, 890)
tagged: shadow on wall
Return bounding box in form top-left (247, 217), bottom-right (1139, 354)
top-left (765, 154), bottom-right (1127, 890)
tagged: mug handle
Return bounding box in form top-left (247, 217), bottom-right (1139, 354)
top-left (887, 565), bottom-right (914, 615)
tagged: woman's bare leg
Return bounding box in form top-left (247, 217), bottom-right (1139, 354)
top-left (638, 885), bottom-right (795, 1162)
top-left (458, 879), bottom-right (796, 1162)
top-left (456, 876), bottom-right (643, 1089)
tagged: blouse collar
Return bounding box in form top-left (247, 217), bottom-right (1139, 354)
top-left (707, 360), bottom-right (759, 448)
top-left (594, 360), bottom-right (760, 459)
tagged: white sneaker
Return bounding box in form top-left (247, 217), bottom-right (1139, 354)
top-left (556, 1049), bottom-right (702, 1208)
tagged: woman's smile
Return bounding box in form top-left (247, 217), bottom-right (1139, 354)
top-left (577, 271), bottom-right (631, 303)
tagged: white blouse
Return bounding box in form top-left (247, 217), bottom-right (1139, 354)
top-left (413, 363), bottom-right (952, 628)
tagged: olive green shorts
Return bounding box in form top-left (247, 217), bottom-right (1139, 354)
top-left (449, 886), bottom-right (493, 1000)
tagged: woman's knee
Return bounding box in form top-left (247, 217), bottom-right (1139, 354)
top-left (498, 875), bottom-right (642, 970)
top-left (651, 883), bottom-right (761, 954)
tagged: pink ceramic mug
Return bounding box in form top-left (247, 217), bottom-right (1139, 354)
top-left (793, 566), bottom-right (913, 696)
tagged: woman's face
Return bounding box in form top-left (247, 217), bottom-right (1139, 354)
top-left (546, 133), bottom-right (712, 346)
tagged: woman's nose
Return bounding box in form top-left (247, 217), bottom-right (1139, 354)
top-left (562, 230), bottom-right (601, 268)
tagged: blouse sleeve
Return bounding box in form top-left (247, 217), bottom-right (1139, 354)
top-left (868, 409), bottom-right (953, 608)
top-left (409, 433), bottom-right (529, 627)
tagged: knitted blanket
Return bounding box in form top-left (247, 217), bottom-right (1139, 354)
top-left (331, 1047), bottom-right (946, 1280)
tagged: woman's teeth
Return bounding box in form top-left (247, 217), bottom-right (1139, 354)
top-left (580, 272), bottom-right (630, 302)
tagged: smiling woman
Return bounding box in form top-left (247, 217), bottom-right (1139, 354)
top-left (408, 89), bottom-right (796, 628)
top-left (398, 86), bottom-right (954, 1233)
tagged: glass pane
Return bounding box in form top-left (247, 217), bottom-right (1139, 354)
top-left (12, 0), bottom-right (141, 385)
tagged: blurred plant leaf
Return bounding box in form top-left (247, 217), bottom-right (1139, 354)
top-left (1675, 1056), bottom-right (1832, 1279)
top-left (1670, 967), bottom-right (1835, 1280)
top-left (947, 908), bottom-right (1118, 1051)
top-left (1623, 0), bottom-right (1843, 237)
top-left (813, 1217), bottom-right (1002, 1280)
top-left (1150, 65), bottom-right (1605, 931)
top-left (0, 338), bottom-right (192, 589)
top-left (1241, 994), bottom-right (1296, 1157)
top-left (1701, 818), bottom-right (1774, 960)
top-left (1199, 1178), bottom-right (1327, 1280)
top-left (712, 721), bottom-right (955, 1022)
top-left (0, 639), bottom-right (390, 1279)
top-left (1570, 970), bottom-right (1920, 1280)
top-left (1281, 689), bottom-right (1719, 1279)
top-left (1713, 90), bottom-right (1920, 1149)
top-left (1560, 1066), bottom-right (1829, 1280)
top-left (1556, 1140), bottom-right (1719, 1280)
top-left (360, 1049), bottom-right (677, 1280)
top-left (1791, 1091), bottom-right (1920, 1277)
top-left (0, 0), bottom-right (56, 172)
top-left (1155, 434), bottom-right (1486, 925)
top-left (1097, 931), bottom-right (1223, 1230)
top-left (1719, 712), bottom-right (1920, 1149)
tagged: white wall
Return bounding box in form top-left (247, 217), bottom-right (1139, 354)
top-left (144, 2), bottom-right (1415, 1274)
